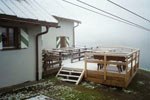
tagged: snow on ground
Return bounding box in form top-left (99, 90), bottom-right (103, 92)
top-left (62, 59), bottom-right (129, 74)
top-left (26, 95), bottom-right (53, 100)
top-left (62, 59), bottom-right (97, 70)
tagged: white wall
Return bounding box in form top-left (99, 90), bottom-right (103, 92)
top-left (42, 18), bottom-right (74, 50)
top-left (0, 26), bottom-right (42, 88)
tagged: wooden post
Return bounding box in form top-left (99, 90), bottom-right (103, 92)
top-left (104, 54), bottom-right (107, 80)
top-left (125, 57), bottom-right (128, 83)
top-left (59, 52), bottom-right (62, 67)
top-left (137, 50), bottom-right (140, 68)
top-left (71, 51), bottom-right (73, 63)
top-left (79, 49), bottom-right (81, 61)
top-left (85, 60), bottom-right (87, 78)
top-left (134, 52), bottom-right (137, 72)
top-left (130, 55), bottom-right (133, 76)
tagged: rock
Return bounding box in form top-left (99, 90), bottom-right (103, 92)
top-left (123, 89), bottom-right (133, 94)
top-left (137, 81), bottom-right (145, 85)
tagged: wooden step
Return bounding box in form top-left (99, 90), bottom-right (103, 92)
top-left (61, 69), bottom-right (82, 74)
top-left (56, 67), bottom-right (85, 85)
top-left (76, 69), bottom-right (85, 85)
top-left (62, 67), bottom-right (83, 72)
top-left (58, 74), bottom-right (80, 78)
top-left (60, 79), bottom-right (77, 83)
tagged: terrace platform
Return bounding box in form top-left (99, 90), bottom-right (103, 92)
top-left (43, 46), bottom-right (139, 87)
top-left (58, 47), bottom-right (140, 88)
top-left (84, 47), bottom-right (140, 88)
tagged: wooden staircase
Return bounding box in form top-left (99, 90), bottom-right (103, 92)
top-left (56, 67), bottom-right (84, 85)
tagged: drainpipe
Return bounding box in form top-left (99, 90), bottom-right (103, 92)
top-left (73, 22), bottom-right (80, 47)
top-left (36, 25), bottom-right (60, 81)
top-left (36, 26), bottom-right (50, 81)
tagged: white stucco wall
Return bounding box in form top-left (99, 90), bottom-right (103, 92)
top-left (42, 18), bottom-right (74, 50)
top-left (0, 26), bottom-right (42, 88)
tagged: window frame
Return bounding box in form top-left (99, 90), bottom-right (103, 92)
top-left (1, 26), bottom-right (20, 50)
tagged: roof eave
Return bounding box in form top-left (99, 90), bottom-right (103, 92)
top-left (53, 15), bottom-right (81, 24)
top-left (0, 14), bottom-right (58, 27)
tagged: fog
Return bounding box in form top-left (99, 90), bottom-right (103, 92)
top-left (58, 0), bottom-right (150, 70)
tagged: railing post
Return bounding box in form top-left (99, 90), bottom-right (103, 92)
top-left (125, 57), bottom-right (128, 83)
top-left (134, 52), bottom-right (137, 72)
top-left (43, 53), bottom-right (47, 72)
top-left (84, 53), bottom-right (87, 78)
top-left (79, 49), bottom-right (81, 61)
top-left (104, 54), bottom-right (107, 80)
top-left (71, 50), bottom-right (73, 63)
top-left (59, 52), bottom-right (62, 67)
top-left (130, 54), bottom-right (133, 76)
top-left (137, 50), bottom-right (140, 69)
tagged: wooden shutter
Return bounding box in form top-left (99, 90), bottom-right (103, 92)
top-left (65, 37), bottom-right (69, 47)
top-left (56, 37), bottom-right (61, 48)
top-left (56, 36), bottom-right (69, 48)
top-left (20, 29), bottom-right (29, 49)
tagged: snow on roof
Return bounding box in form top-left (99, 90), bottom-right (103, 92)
top-left (0, 0), bottom-right (58, 24)
top-left (0, 0), bottom-right (80, 24)
top-left (35, 0), bottom-right (81, 23)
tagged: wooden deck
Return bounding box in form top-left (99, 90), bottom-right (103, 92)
top-left (44, 46), bottom-right (140, 87)
top-left (62, 59), bottom-right (137, 87)
top-left (84, 47), bottom-right (140, 88)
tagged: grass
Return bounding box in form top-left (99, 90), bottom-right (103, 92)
top-left (0, 69), bottom-right (150, 100)
top-left (46, 83), bottom-right (113, 100)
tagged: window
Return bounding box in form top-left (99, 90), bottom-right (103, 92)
top-left (56, 36), bottom-right (69, 48)
top-left (1, 26), bottom-right (20, 49)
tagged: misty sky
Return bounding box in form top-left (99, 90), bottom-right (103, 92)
top-left (58, 0), bottom-right (150, 46)
top-left (57, 0), bottom-right (150, 69)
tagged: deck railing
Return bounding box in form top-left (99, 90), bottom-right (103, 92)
top-left (84, 47), bottom-right (140, 87)
top-left (71, 48), bottom-right (85, 63)
top-left (70, 47), bottom-right (94, 63)
top-left (42, 50), bottom-right (62, 77)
